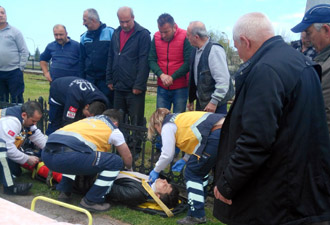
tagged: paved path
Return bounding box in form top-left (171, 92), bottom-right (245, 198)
top-left (0, 192), bottom-right (130, 225)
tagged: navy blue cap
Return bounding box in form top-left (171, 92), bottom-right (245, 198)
top-left (291, 4), bottom-right (330, 33)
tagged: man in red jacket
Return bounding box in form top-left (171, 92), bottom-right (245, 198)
top-left (148, 13), bottom-right (192, 114)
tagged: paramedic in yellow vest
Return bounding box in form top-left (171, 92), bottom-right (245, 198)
top-left (41, 109), bottom-right (132, 212)
top-left (148, 108), bottom-right (225, 225)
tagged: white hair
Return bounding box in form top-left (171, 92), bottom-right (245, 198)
top-left (233, 12), bottom-right (274, 43)
top-left (314, 23), bottom-right (330, 31)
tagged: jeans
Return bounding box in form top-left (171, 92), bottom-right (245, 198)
top-left (0, 69), bottom-right (24, 103)
top-left (86, 76), bottom-right (114, 108)
top-left (156, 86), bottom-right (188, 113)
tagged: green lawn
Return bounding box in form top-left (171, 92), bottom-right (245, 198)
top-left (21, 73), bottom-right (224, 225)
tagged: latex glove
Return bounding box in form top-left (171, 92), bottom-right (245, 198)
top-left (172, 159), bottom-right (186, 172)
top-left (149, 170), bottom-right (159, 184)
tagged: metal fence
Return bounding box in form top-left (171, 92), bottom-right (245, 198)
top-left (0, 97), bottom-right (216, 194)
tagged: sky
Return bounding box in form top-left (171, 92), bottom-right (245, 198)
top-left (2, 0), bottom-right (310, 54)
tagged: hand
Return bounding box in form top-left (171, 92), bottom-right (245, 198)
top-left (149, 170), bottom-right (159, 184)
top-left (204, 102), bottom-right (217, 112)
top-left (160, 74), bottom-right (173, 87)
top-left (44, 72), bottom-right (52, 82)
top-left (108, 84), bottom-right (114, 90)
top-left (132, 89), bottom-right (142, 95)
top-left (172, 159), bottom-right (186, 172)
top-left (214, 186), bottom-right (232, 205)
top-left (187, 102), bottom-right (194, 111)
top-left (27, 156), bottom-right (39, 166)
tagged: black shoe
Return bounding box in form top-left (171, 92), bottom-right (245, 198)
top-left (58, 191), bottom-right (72, 203)
top-left (79, 197), bottom-right (111, 212)
top-left (3, 183), bottom-right (32, 195)
top-left (177, 216), bottom-right (207, 225)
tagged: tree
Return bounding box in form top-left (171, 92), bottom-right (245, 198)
top-left (34, 47), bottom-right (40, 61)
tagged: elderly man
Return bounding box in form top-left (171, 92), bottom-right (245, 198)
top-left (80, 8), bottom-right (114, 107)
top-left (0, 6), bottom-right (29, 103)
top-left (40, 24), bottom-right (80, 82)
top-left (213, 12), bottom-right (330, 225)
top-left (292, 4), bottom-right (330, 137)
top-left (186, 21), bottom-right (234, 114)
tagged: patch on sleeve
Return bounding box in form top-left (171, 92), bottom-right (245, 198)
top-left (8, 130), bottom-right (15, 137)
top-left (66, 106), bottom-right (77, 119)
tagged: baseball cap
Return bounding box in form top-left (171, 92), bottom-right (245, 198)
top-left (291, 4), bottom-right (330, 33)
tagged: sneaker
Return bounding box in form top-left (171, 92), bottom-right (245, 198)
top-left (58, 192), bottom-right (72, 203)
top-left (79, 197), bottom-right (110, 212)
top-left (3, 183), bottom-right (32, 195)
top-left (177, 216), bottom-right (207, 225)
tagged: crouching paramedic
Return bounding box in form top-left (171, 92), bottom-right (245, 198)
top-left (148, 108), bottom-right (225, 225)
top-left (41, 109), bottom-right (132, 212)
top-left (0, 101), bottom-right (47, 195)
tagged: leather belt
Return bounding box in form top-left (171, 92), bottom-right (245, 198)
top-left (211, 124), bottom-right (222, 132)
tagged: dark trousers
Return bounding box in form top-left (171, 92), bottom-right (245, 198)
top-left (46, 100), bottom-right (65, 135)
top-left (86, 75), bottom-right (114, 108)
top-left (42, 143), bottom-right (123, 203)
top-left (0, 69), bottom-right (24, 103)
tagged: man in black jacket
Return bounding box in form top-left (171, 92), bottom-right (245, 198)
top-left (106, 171), bottom-right (179, 209)
top-left (213, 12), bottom-right (330, 225)
top-left (106, 6), bottom-right (151, 159)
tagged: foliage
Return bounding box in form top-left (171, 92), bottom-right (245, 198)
top-left (34, 47), bottom-right (41, 61)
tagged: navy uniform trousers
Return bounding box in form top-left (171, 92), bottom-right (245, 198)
top-left (42, 143), bottom-right (123, 203)
top-left (184, 129), bottom-right (221, 218)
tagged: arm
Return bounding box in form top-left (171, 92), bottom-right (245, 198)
top-left (106, 35), bottom-right (114, 89)
top-left (15, 31), bottom-right (29, 71)
top-left (148, 39), bottom-right (163, 76)
top-left (28, 125), bottom-right (47, 149)
top-left (153, 123), bottom-right (177, 173)
top-left (205, 46), bottom-right (230, 112)
top-left (216, 65), bottom-right (284, 200)
top-left (39, 61), bottom-right (52, 82)
top-left (109, 129), bottom-right (133, 170)
top-left (133, 30), bottom-right (151, 92)
top-left (79, 42), bottom-right (86, 79)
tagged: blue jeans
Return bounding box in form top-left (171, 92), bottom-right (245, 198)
top-left (0, 69), bottom-right (24, 103)
top-left (156, 86), bottom-right (188, 113)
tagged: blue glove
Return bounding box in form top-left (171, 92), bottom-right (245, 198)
top-left (149, 170), bottom-right (159, 184)
top-left (171, 159), bottom-right (186, 172)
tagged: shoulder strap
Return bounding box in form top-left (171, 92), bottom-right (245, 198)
top-left (119, 171), bottom-right (174, 217)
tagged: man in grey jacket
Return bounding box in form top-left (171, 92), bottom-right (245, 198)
top-left (0, 6), bottom-right (29, 103)
top-left (292, 4), bottom-right (330, 137)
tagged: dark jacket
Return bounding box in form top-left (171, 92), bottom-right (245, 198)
top-left (106, 22), bottom-right (151, 92)
top-left (107, 178), bottom-right (148, 206)
top-left (189, 41), bottom-right (234, 109)
top-left (80, 23), bottom-right (114, 79)
top-left (214, 36), bottom-right (330, 225)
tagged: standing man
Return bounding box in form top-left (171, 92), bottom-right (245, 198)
top-left (0, 6), bottom-right (29, 103)
top-left (0, 101), bottom-right (47, 195)
top-left (42, 109), bottom-right (132, 212)
top-left (80, 8), bottom-right (114, 108)
top-left (291, 4), bottom-right (330, 137)
top-left (46, 76), bottom-right (108, 135)
top-left (149, 13), bottom-right (192, 113)
top-left (39, 24), bottom-right (80, 82)
top-left (106, 6), bottom-right (150, 159)
top-left (186, 21), bottom-right (234, 114)
top-left (213, 12), bottom-right (330, 225)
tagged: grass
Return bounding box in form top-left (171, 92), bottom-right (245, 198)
top-left (21, 72), bottom-right (224, 225)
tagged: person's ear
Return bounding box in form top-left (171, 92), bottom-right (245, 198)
top-left (155, 192), bottom-right (161, 198)
top-left (240, 36), bottom-right (250, 49)
top-left (21, 112), bottom-right (27, 120)
top-left (84, 104), bottom-right (89, 110)
top-left (113, 121), bottom-right (119, 127)
top-left (323, 24), bottom-right (330, 37)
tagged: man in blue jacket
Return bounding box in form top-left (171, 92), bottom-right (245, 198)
top-left (80, 8), bottom-right (114, 107)
top-left (46, 77), bottom-right (108, 135)
top-left (106, 6), bottom-right (150, 158)
top-left (39, 24), bottom-right (80, 82)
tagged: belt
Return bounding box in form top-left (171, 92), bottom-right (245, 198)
top-left (211, 124), bottom-right (222, 132)
top-left (44, 144), bottom-right (75, 154)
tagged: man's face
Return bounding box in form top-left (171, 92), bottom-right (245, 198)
top-left (53, 27), bottom-right (68, 46)
top-left (305, 24), bottom-right (328, 53)
top-left (301, 32), bottom-right (312, 48)
top-left (158, 23), bottom-right (176, 42)
top-left (118, 11), bottom-right (134, 32)
top-left (154, 178), bottom-right (172, 195)
top-left (83, 12), bottom-right (93, 31)
top-left (0, 7), bottom-right (7, 25)
top-left (186, 26), bottom-right (197, 47)
top-left (22, 111), bottom-right (42, 127)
